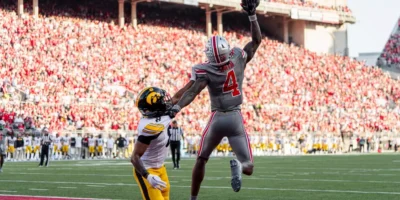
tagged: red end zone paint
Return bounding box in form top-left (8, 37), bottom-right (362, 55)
top-left (0, 195), bottom-right (95, 200)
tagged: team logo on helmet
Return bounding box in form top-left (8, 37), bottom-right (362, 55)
top-left (146, 92), bottom-right (161, 105)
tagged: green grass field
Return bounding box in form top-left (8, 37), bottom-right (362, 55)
top-left (1, 155), bottom-right (400, 200)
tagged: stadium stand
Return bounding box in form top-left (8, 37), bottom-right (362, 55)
top-left (380, 18), bottom-right (400, 66)
top-left (268, 0), bottom-right (352, 13)
top-left (0, 0), bottom-right (399, 138)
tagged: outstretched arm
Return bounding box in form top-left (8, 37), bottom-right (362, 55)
top-left (242, 0), bottom-right (262, 64)
top-left (176, 78), bottom-right (208, 109)
top-left (171, 80), bottom-right (195, 105)
top-left (130, 141), bottom-right (149, 178)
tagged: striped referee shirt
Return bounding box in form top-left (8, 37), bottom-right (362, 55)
top-left (168, 126), bottom-right (184, 142)
top-left (41, 135), bottom-right (52, 145)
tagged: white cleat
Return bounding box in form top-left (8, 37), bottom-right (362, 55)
top-left (230, 159), bottom-right (242, 192)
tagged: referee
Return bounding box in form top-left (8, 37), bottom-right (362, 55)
top-left (39, 129), bottom-right (52, 167)
top-left (168, 120), bottom-right (184, 169)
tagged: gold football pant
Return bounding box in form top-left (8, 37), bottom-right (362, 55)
top-left (133, 165), bottom-right (170, 200)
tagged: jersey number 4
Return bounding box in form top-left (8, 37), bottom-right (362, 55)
top-left (223, 70), bottom-right (241, 97)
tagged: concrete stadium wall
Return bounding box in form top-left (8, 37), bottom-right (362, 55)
top-left (304, 22), bottom-right (348, 55)
top-left (289, 20), bottom-right (305, 47)
top-left (235, 0), bottom-right (351, 55)
top-left (257, 15), bottom-right (285, 41)
top-left (258, 16), bottom-right (348, 56)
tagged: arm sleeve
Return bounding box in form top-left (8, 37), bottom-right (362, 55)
top-left (192, 66), bottom-right (209, 81)
top-left (137, 134), bottom-right (160, 145)
top-left (138, 123), bottom-right (165, 145)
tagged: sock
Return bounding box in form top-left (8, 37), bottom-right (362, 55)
top-left (190, 196), bottom-right (197, 200)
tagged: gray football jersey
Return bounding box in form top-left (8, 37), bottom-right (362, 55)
top-left (193, 47), bottom-right (247, 112)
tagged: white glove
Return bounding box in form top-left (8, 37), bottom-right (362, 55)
top-left (147, 174), bottom-right (167, 191)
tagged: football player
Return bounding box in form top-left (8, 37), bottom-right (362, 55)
top-left (322, 135), bottom-right (329, 154)
top-left (53, 133), bottom-right (62, 160)
top-left (0, 128), bottom-right (6, 172)
top-left (221, 137), bottom-right (229, 156)
top-left (61, 133), bottom-right (71, 160)
top-left (24, 133), bottom-right (32, 160)
top-left (168, 0), bottom-right (261, 197)
top-left (131, 82), bottom-right (194, 200)
top-left (33, 134), bottom-right (41, 160)
top-left (194, 134), bottom-right (201, 155)
top-left (260, 133), bottom-right (268, 155)
top-left (15, 134), bottom-right (24, 161)
top-left (186, 134), bottom-right (195, 157)
top-left (7, 130), bottom-right (16, 161)
top-left (88, 135), bottom-right (96, 159)
top-left (96, 134), bottom-right (104, 159)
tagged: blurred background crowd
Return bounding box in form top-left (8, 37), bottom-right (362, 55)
top-left (0, 0), bottom-right (399, 145)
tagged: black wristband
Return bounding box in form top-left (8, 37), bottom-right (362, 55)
top-left (142, 171), bottom-right (149, 178)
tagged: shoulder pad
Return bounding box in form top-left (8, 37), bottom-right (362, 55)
top-left (143, 123), bottom-right (165, 135)
top-left (192, 64), bottom-right (210, 80)
top-left (193, 64), bottom-right (207, 74)
top-left (232, 47), bottom-right (246, 59)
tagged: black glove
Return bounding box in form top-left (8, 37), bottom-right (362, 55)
top-left (168, 105), bottom-right (181, 119)
top-left (241, 0), bottom-right (260, 15)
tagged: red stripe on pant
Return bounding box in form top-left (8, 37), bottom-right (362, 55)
top-left (198, 112), bottom-right (216, 156)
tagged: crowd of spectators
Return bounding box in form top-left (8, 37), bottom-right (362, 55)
top-left (379, 19), bottom-right (400, 66)
top-left (0, 1), bottom-right (399, 138)
top-left (268, 0), bottom-right (352, 13)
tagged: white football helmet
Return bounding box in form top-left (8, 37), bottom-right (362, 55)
top-left (204, 36), bottom-right (231, 66)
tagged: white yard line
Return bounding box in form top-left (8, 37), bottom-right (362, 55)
top-left (10, 172), bottom-right (131, 177)
top-left (10, 169), bottom-right (400, 177)
top-left (58, 187), bottom-right (77, 189)
top-left (29, 188), bottom-right (49, 191)
top-left (87, 185), bottom-right (105, 188)
top-left (0, 180), bottom-right (133, 186)
top-left (0, 194), bottom-right (108, 199)
top-left (9, 161), bottom-right (400, 172)
top-left (0, 190), bottom-right (17, 193)
top-left (1, 180), bottom-right (400, 195)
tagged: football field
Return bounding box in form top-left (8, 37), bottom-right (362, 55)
top-left (1, 155), bottom-right (400, 200)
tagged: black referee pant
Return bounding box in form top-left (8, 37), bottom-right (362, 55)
top-left (39, 145), bottom-right (50, 166)
top-left (170, 141), bottom-right (181, 168)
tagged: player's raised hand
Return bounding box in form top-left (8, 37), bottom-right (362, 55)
top-left (167, 105), bottom-right (181, 119)
top-left (241, 0), bottom-right (260, 15)
top-left (146, 174), bottom-right (167, 191)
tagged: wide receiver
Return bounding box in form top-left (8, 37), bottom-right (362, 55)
top-left (130, 83), bottom-right (194, 200)
top-left (169, 0), bottom-right (262, 198)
